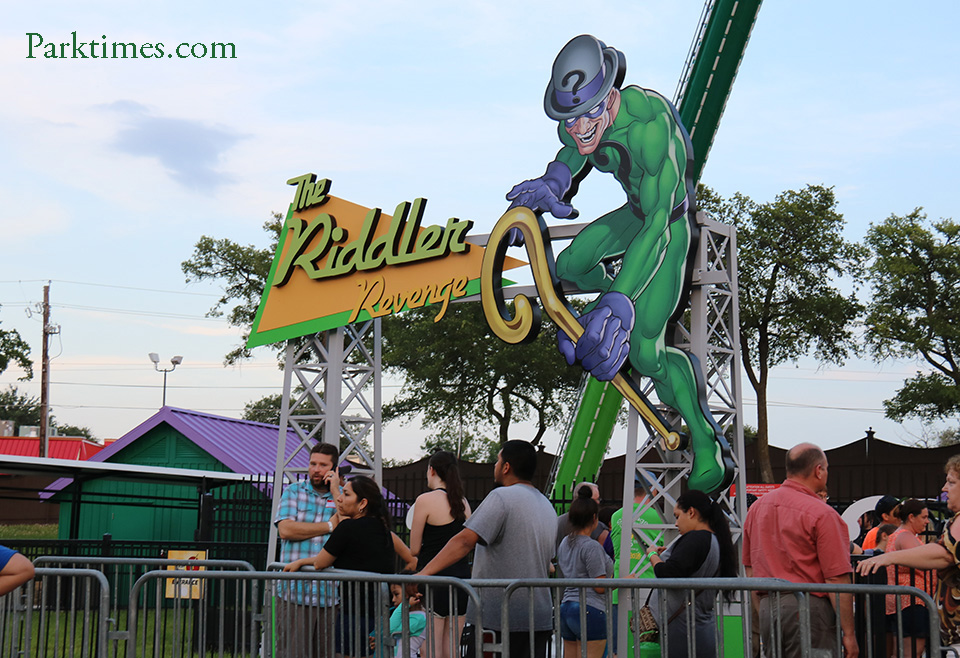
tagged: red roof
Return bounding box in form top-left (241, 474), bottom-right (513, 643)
top-left (0, 436), bottom-right (105, 460)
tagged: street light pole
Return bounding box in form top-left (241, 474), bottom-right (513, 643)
top-left (149, 353), bottom-right (183, 408)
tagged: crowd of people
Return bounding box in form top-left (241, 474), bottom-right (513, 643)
top-left (276, 439), bottom-right (742, 658)
top-left (271, 438), bottom-right (960, 658)
top-left (3, 436), bottom-right (954, 658)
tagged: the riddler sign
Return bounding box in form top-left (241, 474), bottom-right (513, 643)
top-left (246, 174), bottom-right (524, 348)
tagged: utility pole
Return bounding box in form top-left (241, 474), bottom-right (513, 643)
top-left (39, 283), bottom-right (51, 458)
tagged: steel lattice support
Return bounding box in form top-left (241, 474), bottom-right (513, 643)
top-left (266, 320), bottom-right (382, 563)
top-left (613, 211), bottom-right (747, 655)
top-left (621, 212), bottom-right (745, 563)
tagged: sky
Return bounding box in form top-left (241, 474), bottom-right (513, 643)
top-left (1, 1), bottom-right (958, 465)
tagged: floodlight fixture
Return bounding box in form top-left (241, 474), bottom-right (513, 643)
top-left (149, 352), bottom-right (183, 407)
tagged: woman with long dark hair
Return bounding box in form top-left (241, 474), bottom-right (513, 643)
top-left (647, 489), bottom-right (735, 657)
top-left (285, 475), bottom-right (396, 658)
top-left (409, 451), bottom-right (472, 658)
top-left (556, 484), bottom-right (612, 658)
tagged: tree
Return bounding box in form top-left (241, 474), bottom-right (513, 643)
top-left (419, 427), bottom-right (500, 462)
top-left (242, 394), bottom-right (284, 425)
top-left (700, 185), bottom-right (867, 483)
top-left (0, 386), bottom-right (41, 429)
top-left (55, 424), bottom-right (95, 439)
top-left (912, 426), bottom-right (960, 448)
top-left (181, 214), bottom-right (281, 364)
top-left (0, 386), bottom-right (94, 439)
top-left (382, 302), bottom-right (583, 447)
top-left (241, 390), bottom-right (324, 426)
top-left (864, 209), bottom-right (960, 422)
top-left (0, 320), bottom-right (32, 380)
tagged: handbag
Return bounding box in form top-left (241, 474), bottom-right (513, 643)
top-left (633, 603), bottom-right (660, 642)
top-left (630, 593), bottom-right (691, 644)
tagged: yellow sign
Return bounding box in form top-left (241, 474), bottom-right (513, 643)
top-left (164, 550), bottom-right (207, 600)
top-left (247, 175), bottom-right (525, 347)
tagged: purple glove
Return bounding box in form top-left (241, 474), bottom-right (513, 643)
top-left (505, 161), bottom-right (578, 246)
top-left (558, 292), bottom-right (635, 381)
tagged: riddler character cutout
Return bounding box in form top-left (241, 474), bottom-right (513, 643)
top-left (507, 35), bottom-right (734, 494)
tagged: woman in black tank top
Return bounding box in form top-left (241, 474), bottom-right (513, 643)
top-left (409, 451), bottom-right (472, 658)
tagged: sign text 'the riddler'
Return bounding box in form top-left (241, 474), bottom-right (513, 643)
top-left (274, 174), bottom-right (473, 287)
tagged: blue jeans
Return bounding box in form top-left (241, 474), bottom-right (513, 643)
top-left (559, 601), bottom-right (607, 642)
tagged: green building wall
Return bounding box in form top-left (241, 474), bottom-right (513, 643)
top-left (57, 424), bottom-right (230, 541)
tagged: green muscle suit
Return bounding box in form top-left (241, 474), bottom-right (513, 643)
top-left (508, 35), bottom-right (733, 493)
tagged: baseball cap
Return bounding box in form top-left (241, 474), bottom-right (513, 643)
top-left (875, 495), bottom-right (900, 515)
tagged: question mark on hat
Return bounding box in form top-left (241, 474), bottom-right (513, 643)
top-left (562, 70), bottom-right (586, 104)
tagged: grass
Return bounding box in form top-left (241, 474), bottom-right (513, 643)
top-left (2, 607), bottom-right (261, 657)
top-left (0, 523), bottom-right (58, 539)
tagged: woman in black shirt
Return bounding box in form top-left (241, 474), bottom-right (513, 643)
top-left (646, 489), bottom-right (735, 658)
top-left (409, 451), bottom-right (472, 658)
top-left (286, 475), bottom-right (396, 658)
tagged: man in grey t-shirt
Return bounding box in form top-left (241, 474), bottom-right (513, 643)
top-left (419, 440), bottom-right (556, 658)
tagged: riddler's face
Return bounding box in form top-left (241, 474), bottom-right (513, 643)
top-left (563, 95), bottom-right (615, 155)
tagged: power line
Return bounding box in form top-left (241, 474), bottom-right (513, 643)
top-left (48, 403), bottom-right (250, 412)
top-left (741, 399), bottom-right (885, 413)
top-left (0, 279), bottom-right (220, 298)
top-left (54, 303), bottom-right (223, 322)
top-left (50, 381), bottom-right (280, 390)
top-left (39, 362), bottom-right (279, 370)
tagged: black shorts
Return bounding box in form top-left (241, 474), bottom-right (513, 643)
top-left (425, 583), bottom-right (468, 617)
top-left (886, 605), bottom-right (932, 638)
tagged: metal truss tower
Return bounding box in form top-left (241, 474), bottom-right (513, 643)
top-left (266, 320), bottom-right (382, 563)
top-left (620, 212), bottom-right (746, 561)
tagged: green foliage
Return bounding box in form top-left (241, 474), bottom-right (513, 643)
top-left (55, 424), bottom-right (94, 439)
top-left (181, 214), bottom-right (282, 364)
top-left (700, 184), bottom-right (867, 481)
top-left (0, 321), bottom-right (32, 380)
top-left (242, 387), bottom-right (341, 426)
top-left (419, 427), bottom-right (499, 462)
top-left (0, 386), bottom-right (95, 439)
top-left (242, 393), bottom-right (284, 425)
top-left (382, 302), bottom-right (583, 447)
top-left (723, 423), bottom-right (758, 445)
top-left (864, 209), bottom-right (960, 422)
top-left (913, 426), bottom-right (960, 448)
top-left (0, 385), bottom-right (41, 428)
top-left (702, 184), bottom-right (867, 372)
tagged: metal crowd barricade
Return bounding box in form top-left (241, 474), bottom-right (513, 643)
top-left (853, 557), bottom-right (942, 658)
top-left (497, 576), bottom-right (941, 658)
top-left (0, 567), bottom-right (110, 658)
top-left (264, 564), bottom-right (483, 658)
top-left (3, 564), bottom-right (949, 658)
top-left (123, 568), bottom-right (483, 658)
top-left (35, 556), bottom-right (256, 658)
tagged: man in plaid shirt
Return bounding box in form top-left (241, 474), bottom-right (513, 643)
top-left (275, 442), bottom-right (342, 658)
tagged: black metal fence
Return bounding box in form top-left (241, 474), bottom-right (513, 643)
top-left (4, 537), bottom-right (272, 570)
top-left (207, 474), bottom-right (274, 544)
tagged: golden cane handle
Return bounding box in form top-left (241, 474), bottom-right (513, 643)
top-left (480, 207), bottom-right (681, 450)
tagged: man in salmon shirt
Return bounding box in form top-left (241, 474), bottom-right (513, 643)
top-left (743, 443), bottom-right (858, 658)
